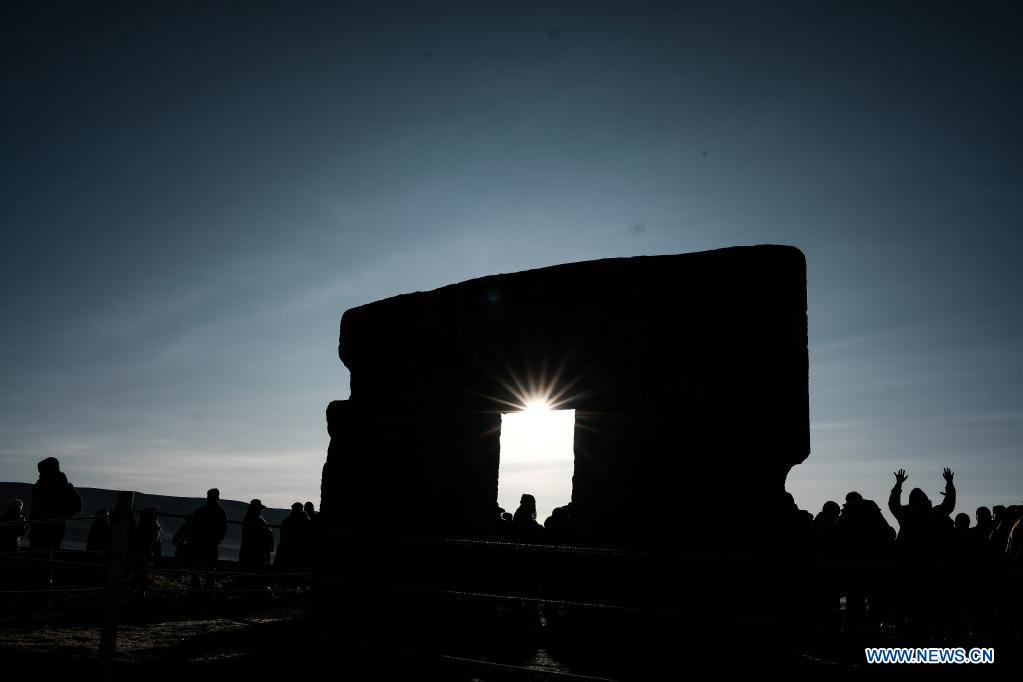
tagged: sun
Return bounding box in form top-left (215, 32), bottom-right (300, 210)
top-left (523, 398), bottom-right (552, 413)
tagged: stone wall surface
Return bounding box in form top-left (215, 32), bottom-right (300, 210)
top-left (316, 245), bottom-right (809, 644)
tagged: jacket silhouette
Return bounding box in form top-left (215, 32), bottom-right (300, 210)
top-left (275, 503), bottom-right (311, 570)
top-left (132, 508), bottom-right (163, 560)
top-left (86, 509), bottom-right (113, 552)
top-left (28, 457), bottom-right (82, 551)
top-left (189, 489), bottom-right (228, 566)
top-left (888, 468), bottom-right (956, 562)
top-left (239, 499), bottom-right (275, 568)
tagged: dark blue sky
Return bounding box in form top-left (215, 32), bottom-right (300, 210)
top-left (2, 1), bottom-right (1021, 516)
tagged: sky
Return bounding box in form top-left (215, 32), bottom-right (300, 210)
top-left (2, 1), bottom-right (1021, 520)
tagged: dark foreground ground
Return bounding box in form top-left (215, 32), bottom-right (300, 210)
top-left (2, 572), bottom-right (1020, 681)
top-left (1, 601), bottom-right (1023, 678)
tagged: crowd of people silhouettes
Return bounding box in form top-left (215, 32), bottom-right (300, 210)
top-left (1, 458), bottom-right (325, 593)
top-left (793, 468), bottom-right (1023, 631)
top-left (2, 457), bottom-right (1023, 634)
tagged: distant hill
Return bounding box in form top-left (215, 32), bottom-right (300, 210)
top-left (0, 483), bottom-right (296, 561)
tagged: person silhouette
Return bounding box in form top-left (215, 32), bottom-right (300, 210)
top-left (512, 494), bottom-right (543, 543)
top-left (275, 502), bottom-right (311, 571)
top-left (888, 468), bottom-right (956, 625)
top-left (492, 505), bottom-right (512, 538)
top-left (990, 505), bottom-right (1014, 553)
top-left (970, 507), bottom-right (993, 548)
top-left (131, 508), bottom-right (162, 594)
top-left (304, 501), bottom-right (320, 525)
top-left (1008, 512), bottom-right (1023, 559)
top-left (0, 499), bottom-right (28, 551)
top-left (812, 501), bottom-right (841, 556)
top-left (966, 506), bottom-right (997, 632)
top-left (950, 514), bottom-right (972, 566)
top-left (239, 499), bottom-right (275, 569)
top-left (132, 508), bottom-right (163, 560)
top-left (172, 514), bottom-right (195, 563)
top-left (188, 488), bottom-right (228, 589)
top-left (809, 501), bottom-right (841, 621)
top-left (86, 509), bottom-right (112, 552)
top-left (543, 504), bottom-right (571, 545)
top-left (836, 492), bottom-right (891, 625)
top-left (28, 457), bottom-right (82, 551)
top-left (508, 493), bottom-right (544, 629)
top-left (888, 468), bottom-right (956, 562)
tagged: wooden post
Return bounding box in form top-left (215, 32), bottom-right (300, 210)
top-left (47, 550), bottom-right (54, 617)
top-left (99, 491), bottom-right (133, 682)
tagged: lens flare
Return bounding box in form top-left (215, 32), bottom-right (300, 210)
top-left (523, 398), bottom-right (552, 412)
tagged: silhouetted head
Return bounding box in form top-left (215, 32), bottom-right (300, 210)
top-left (249, 499), bottom-right (265, 512)
top-left (516, 494), bottom-right (537, 521)
top-left (501, 512), bottom-right (513, 523)
top-left (954, 513), bottom-right (970, 531)
top-left (908, 487), bottom-right (931, 511)
top-left (976, 506), bottom-right (991, 525)
top-left (844, 492), bottom-right (863, 509)
top-left (304, 501), bottom-right (315, 516)
top-left (37, 457), bottom-right (61, 477)
top-left (206, 488), bottom-right (220, 504)
top-left (6, 499), bottom-right (23, 514)
top-left (291, 502), bottom-right (304, 513)
top-left (822, 501), bottom-right (840, 518)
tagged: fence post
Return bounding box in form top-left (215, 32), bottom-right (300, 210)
top-left (99, 491), bottom-right (133, 682)
top-left (47, 550), bottom-right (54, 617)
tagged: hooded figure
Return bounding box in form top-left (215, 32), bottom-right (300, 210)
top-left (29, 457), bottom-right (82, 551)
top-left (512, 493), bottom-right (543, 542)
top-left (508, 493), bottom-right (544, 599)
top-left (239, 499), bottom-right (275, 568)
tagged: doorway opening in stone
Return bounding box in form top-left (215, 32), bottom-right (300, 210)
top-left (497, 407), bottom-right (576, 525)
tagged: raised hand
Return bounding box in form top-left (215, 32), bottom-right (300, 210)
top-left (894, 468), bottom-right (908, 486)
top-left (942, 467), bottom-right (954, 484)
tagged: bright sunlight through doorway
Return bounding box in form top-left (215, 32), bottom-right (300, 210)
top-left (497, 402), bottom-right (575, 523)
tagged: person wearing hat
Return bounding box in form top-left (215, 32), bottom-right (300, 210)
top-left (239, 498), bottom-right (275, 568)
top-left (188, 488), bottom-right (228, 588)
top-left (274, 502), bottom-right (311, 571)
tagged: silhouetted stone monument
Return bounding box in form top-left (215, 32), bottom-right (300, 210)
top-left (317, 245), bottom-right (809, 653)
